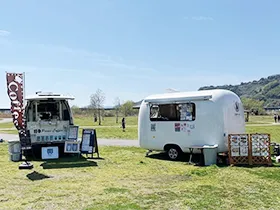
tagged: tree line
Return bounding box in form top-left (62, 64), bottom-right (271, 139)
top-left (241, 97), bottom-right (266, 115)
top-left (71, 88), bottom-right (139, 125)
top-left (71, 88), bottom-right (269, 127)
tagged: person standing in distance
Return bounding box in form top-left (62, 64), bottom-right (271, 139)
top-left (122, 117), bottom-right (126, 132)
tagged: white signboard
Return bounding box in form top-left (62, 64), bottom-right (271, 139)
top-left (41, 146), bottom-right (59, 159)
top-left (81, 133), bottom-right (91, 152)
top-left (229, 134), bottom-right (249, 157)
top-left (64, 142), bottom-right (80, 153)
top-left (67, 126), bottom-right (79, 140)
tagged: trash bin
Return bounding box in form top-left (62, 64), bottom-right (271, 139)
top-left (270, 142), bottom-right (280, 156)
top-left (8, 139), bottom-right (22, 162)
top-left (203, 144), bottom-right (218, 166)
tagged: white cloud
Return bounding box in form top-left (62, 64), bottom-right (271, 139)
top-left (184, 16), bottom-right (214, 21)
top-left (0, 39), bottom-right (158, 75)
top-left (192, 16), bottom-right (214, 21)
top-left (33, 43), bottom-right (159, 74)
top-left (0, 30), bottom-right (10, 36)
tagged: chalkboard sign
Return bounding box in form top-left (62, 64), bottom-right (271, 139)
top-left (80, 129), bottom-right (99, 158)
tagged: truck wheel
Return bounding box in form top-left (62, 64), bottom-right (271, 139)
top-left (167, 146), bottom-right (181, 160)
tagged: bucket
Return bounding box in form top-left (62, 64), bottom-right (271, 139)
top-left (8, 140), bottom-right (22, 162)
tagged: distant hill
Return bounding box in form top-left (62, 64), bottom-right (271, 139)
top-left (199, 74), bottom-right (280, 107)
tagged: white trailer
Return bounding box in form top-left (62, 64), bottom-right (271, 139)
top-left (138, 89), bottom-right (245, 160)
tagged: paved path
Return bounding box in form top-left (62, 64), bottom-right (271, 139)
top-left (0, 133), bottom-right (139, 147)
top-left (0, 118), bottom-right (12, 123)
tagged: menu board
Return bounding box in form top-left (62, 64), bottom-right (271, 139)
top-left (229, 134), bottom-right (249, 157)
top-left (251, 134), bottom-right (270, 157)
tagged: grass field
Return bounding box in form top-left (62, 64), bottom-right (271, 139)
top-left (0, 143), bottom-right (280, 210)
top-left (246, 115), bottom-right (274, 124)
top-left (246, 126), bottom-right (280, 142)
top-left (74, 115), bottom-right (138, 127)
top-left (1, 115), bottom-right (280, 209)
top-left (1, 115), bottom-right (280, 141)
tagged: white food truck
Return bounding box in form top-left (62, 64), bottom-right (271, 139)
top-left (138, 89), bottom-right (245, 160)
top-left (23, 92), bottom-right (77, 158)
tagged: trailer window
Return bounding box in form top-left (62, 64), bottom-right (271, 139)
top-left (150, 103), bottom-right (195, 121)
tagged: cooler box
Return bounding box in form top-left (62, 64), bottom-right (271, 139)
top-left (8, 139), bottom-right (22, 162)
top-left (203, 144), bottom-right (218, 166)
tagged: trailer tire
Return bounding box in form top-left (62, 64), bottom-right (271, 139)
top-left (165, 145), bottom-right (182, 160)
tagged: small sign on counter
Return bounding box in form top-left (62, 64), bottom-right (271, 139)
top-left (41, 146), bottom-right (59, 159)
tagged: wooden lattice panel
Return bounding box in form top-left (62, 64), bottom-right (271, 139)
top-left (251, 156), bottom-right (272, 165)
top-left (228, 133), bottom-right (273, 166)
top-left (250, 133), bottom-right (272, 166)
top-left (228, 134), bottom-right (250, 165)
top-left (229, 156), bottom-right (249, 165)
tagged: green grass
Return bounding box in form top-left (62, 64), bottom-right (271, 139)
top-left (74, 116), bottom-right (138, 127)
top-left (247, 115), bottom-right (275, 125)
top-left (0, 122), bottom-right (14, 128)
top-left (246, 125), bottom-right (280, 143)
top-left (78, 127), bottom-right (137, 139)
top-left (0, 143), bottom-right (280, 210)
top-left (1, 115), bottom-right (280, 209)
top-left (0, 130), bottom-right (18, 134)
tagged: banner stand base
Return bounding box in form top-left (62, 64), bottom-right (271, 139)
top-left (19, 161), bottom-right (33, 170)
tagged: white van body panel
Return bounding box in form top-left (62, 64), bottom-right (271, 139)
top-left (138, 89), bottom-right (245, 153)
top-left (24, 92), bottom-right (76, 145)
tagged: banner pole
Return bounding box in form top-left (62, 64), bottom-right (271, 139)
top-left (23, 72), bottom-right (26, 107)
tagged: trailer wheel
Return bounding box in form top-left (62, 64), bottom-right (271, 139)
top-left (166, 145), bottom-right (181, 160)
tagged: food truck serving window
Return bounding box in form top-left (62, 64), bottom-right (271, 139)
top-left (150, 103), bottom-right (196, 121)
top-left (37, 101), bottom-right (60, 120)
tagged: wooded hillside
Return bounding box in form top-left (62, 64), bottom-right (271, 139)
top-left (199, 74), bottom-right (280, 108)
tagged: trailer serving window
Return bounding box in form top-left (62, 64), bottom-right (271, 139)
top-left (150, 103), bottom-right (195, 121)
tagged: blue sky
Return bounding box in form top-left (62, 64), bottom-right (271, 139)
top-left (1, 0), bottom-right (280, 108)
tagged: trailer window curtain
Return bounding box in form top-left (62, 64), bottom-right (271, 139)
top-left (150, 103), bottom-right (195, 121)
